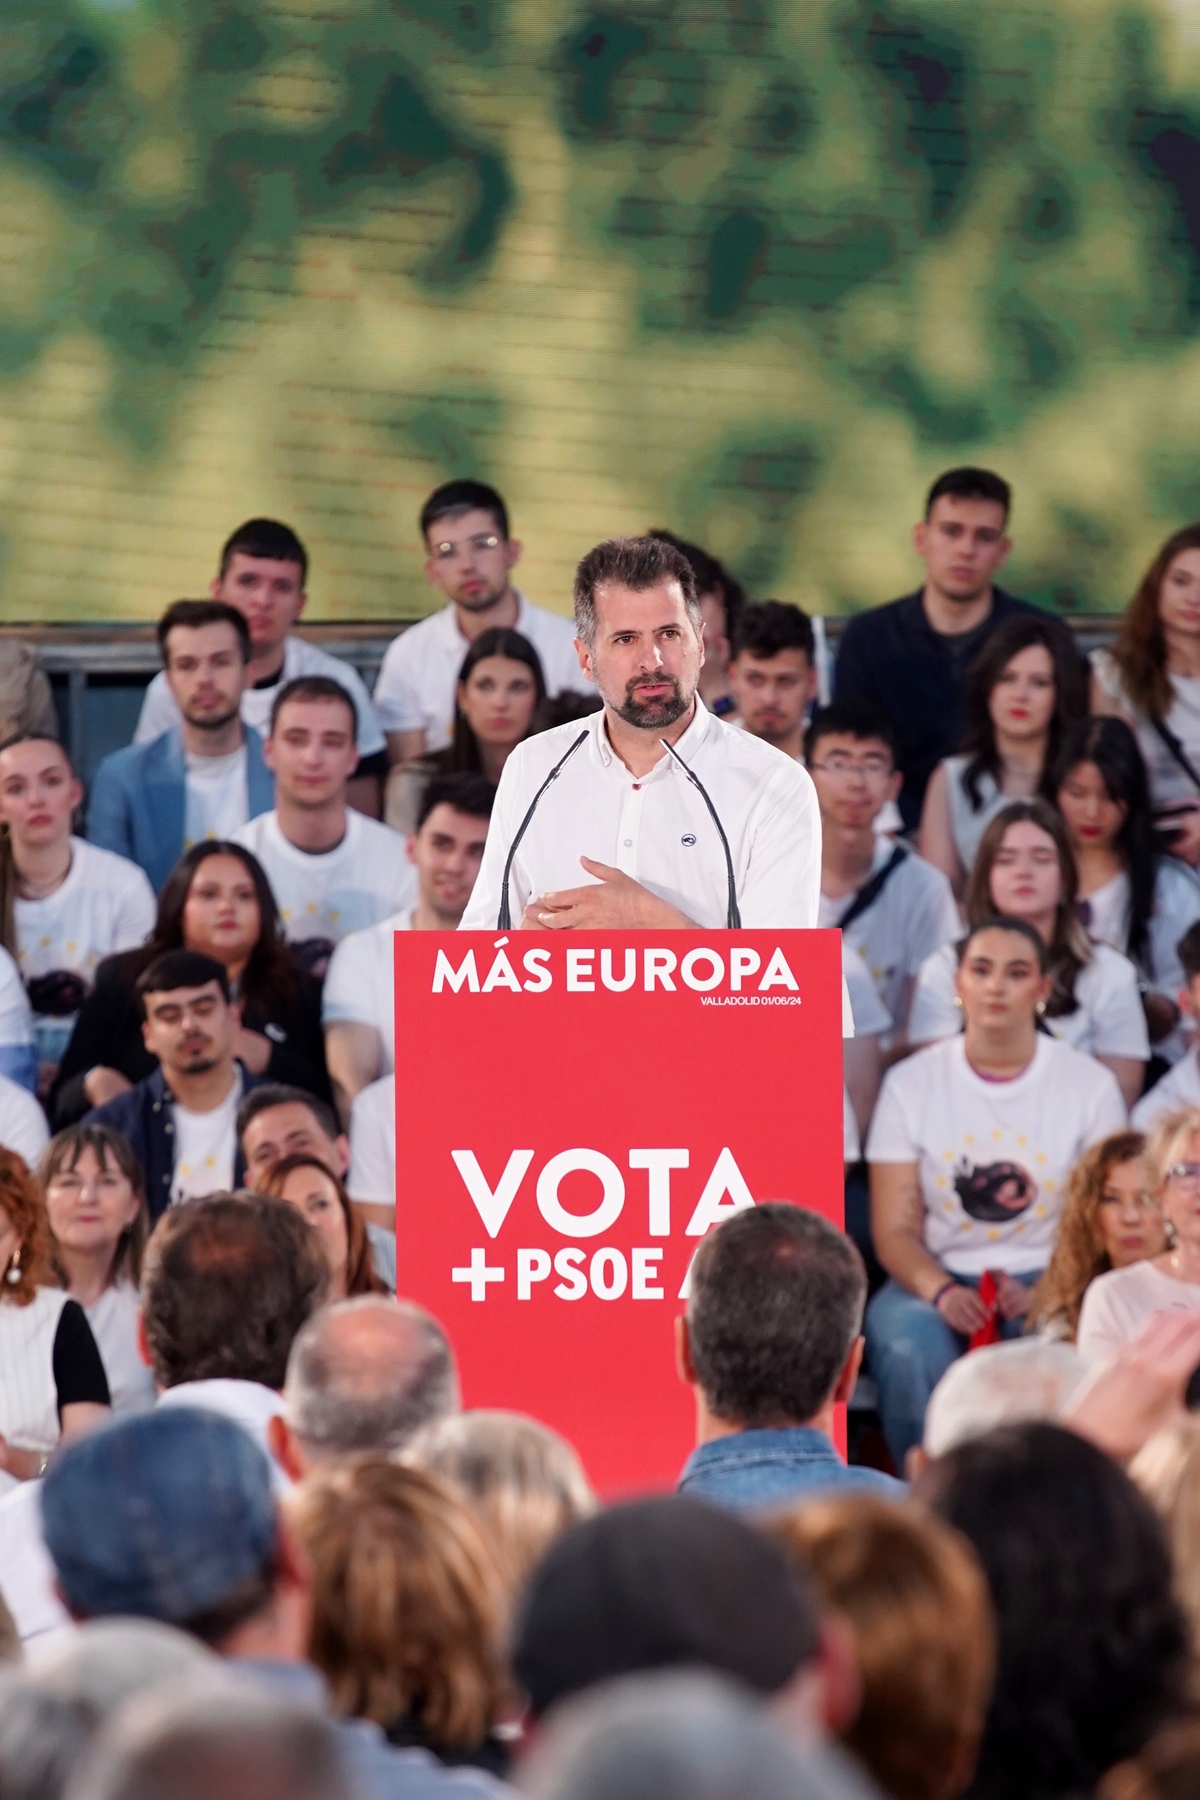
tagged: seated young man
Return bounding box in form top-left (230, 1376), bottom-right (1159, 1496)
top-left (1134, 921), bottom-right (1200, 1131)
top-left (727, 601), bottom-right (817, 763)
top-left (808, 701), bottom-right (960, 1047)
top-left (322, 772), bottom-right (494, 1120)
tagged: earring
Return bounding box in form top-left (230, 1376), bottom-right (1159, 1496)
top-left (5, 1245), bottom-right (20, 1286)
top-left (1036, 1001), bottom-right (1046, 1015)
top-left (1165, 1219), bottom-right (1179, 1248)
top-left (953, 995), bottom-right (963, 1010)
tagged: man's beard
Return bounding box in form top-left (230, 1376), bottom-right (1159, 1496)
top-left (183, 703), bottom-right (242, 733)
top-left (454, 581), bottom-right (509, 615)
top-left (615, 675), bottom-right (691, 730)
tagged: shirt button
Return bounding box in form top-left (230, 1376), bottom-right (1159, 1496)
top-left (623, 839), bottom-right (632, 847)
top-left (632, 784), bottom-right (641, 791)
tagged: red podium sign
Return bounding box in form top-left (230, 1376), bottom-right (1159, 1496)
top-left (394, 928), bottom-right (843, 1497)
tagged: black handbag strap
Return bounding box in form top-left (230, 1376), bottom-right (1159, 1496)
top-left (838, 844), bottom-right (908, 933)
top-left (1149, 714), bottom-right (1200, 796)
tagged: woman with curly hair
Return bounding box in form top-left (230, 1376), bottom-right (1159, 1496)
top-left (1027, 1132), bottom-right (1168, 1342)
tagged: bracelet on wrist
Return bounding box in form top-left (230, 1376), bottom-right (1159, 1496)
top-left (930, 1279), bottom-right (958, 1311)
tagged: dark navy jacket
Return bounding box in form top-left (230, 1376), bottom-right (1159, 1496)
top-left (86, 1063), bottom-right (269, 1221)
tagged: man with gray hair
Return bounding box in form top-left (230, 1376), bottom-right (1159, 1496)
top-left (268, 1296), bottom-right (459, 1480)
top-left (919, 1338), bottom-right (1088, 1466)
top-left (461, 534), bottom-right (820, 931)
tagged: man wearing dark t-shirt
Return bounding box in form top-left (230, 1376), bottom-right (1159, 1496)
top-left (834, 468), bottom-right (1041, 830)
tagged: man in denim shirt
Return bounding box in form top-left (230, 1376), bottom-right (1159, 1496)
top-left (677, 1204), bottom-right (905, 1509)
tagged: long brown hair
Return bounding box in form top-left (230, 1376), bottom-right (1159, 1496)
top-left (959, 614), bottom-right (1087, 810)
top-left (965, 799), bottom-right (1092, 1017)
top-left (1110, 523), bottom-right (1200, 722)
top-left (1027, 1132), bottom-right (1155, 1340)
top-left (147, 841), bottom-right (298, 1021)
top-left (39, 1124), bottom-right (149, 1291)
top-left (0, 1146), bottom-right (55, 1306)
top-left (447, 629), bottom-right (545, 773)
top-left (263, 1153), bottom-right (387, 1298)
top-left (0, 733), bottom-right (74, 959)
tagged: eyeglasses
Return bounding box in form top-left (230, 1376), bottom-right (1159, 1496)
top-left (1098, 1188), bottom-right (1157, 1209)
top-left (808, 755), bottom-right (892, 779)
top-left (432, 534), bottom-right (501, 562)
top-left (1166, 1162), bottom-right (1200, 1190)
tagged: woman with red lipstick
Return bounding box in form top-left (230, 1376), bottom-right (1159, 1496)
top-left (1028, 1131), bottom-right (1167, 1341)
top-left (920, 615), bottom-right (1087, 898)
top-left (910, 799), bottom-right (1150, 1108)
top-left (1093, 523), bottom-right (1200, 865)
top-left (1055, 716), bottom-right (1200, 1053)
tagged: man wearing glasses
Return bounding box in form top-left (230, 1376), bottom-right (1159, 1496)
top-left (808, 700), bottom-right (959, 1050)
top-left (374, 479), bottom-right (594, 765)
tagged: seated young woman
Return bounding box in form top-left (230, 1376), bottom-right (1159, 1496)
top-left (1026, 1131), bottom-right (1166, 1343)
top-left (51, 841), bottom-right (329, 1125)
top-left (909, 799), bottom-right (1150, 1110)
top-left (865, 916), bottom-right (1128, 1467)
top-left (919, 614), bottom-right (1087, 899)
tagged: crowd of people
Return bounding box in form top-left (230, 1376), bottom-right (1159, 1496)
top-left (9, 469), bottom-right (1200, 1794)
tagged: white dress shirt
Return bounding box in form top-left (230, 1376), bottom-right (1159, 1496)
top-left (348, 1074), bottom-right (395, 1206)
top-left (135, 636), bottom-right (385, 755)
top-left (461, 697), bottom-right (821, 931)
top-left (372, 591), bottom-right (594, 751)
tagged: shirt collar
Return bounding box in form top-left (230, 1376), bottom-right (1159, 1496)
top-left (590, 693), bottom-right (713, 778)
top-left (439, 590), bottom-right (530, 649)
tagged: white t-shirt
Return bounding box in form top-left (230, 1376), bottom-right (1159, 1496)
top-left (843, 941), bottom-right (890, 1040)
top-left (0, 1071), bottom-right (49, 1169)
top-left (15, 838), bottom-right (156, 1074)
top-left (867, 1034), bottom-right (1127, 1275)
top-left (86, 1281), bottom-right (155, 1415)
top-left (135, 636), bottom-right (385, 756)
top-left (321, 908), bottom-right (414, 1073)
top-left (941, 755), bottom-right (1012, 875)
top-left (1081, 858), bottom-right (1200, 998)
top-left (819, 843), bottom-right (959, 1039)
top-left (1077, 1259), bottom-right (1200, 1365)
top-left (372, 591), bottom-right (594, 750)
top-left (1092, 648), bottom-right (1200, 814)
top-left (232, 811), bottom-right (416, 951)
top-left (184, 745), bottom-right (251, 847)
top-left (1132, 1052), bottom-right (1200, 1134)
top-left (348, 1073), bottom-right (395, 1206)
top-left (170, 1072), bottom-right (242, 1203)
top-left (908, 940), bottom-right (1151, 1060)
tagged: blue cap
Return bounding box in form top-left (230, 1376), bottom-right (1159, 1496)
top-left (42, 1408), bottom-right (278, 1624)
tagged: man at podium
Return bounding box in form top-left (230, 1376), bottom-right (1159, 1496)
top-left (461, 535), bottom-right (821, 932)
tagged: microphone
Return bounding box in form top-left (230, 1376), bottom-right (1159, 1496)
top-left (497, 731), bottom-right (589, 929)
top-left (660, 738), bottom-right (742, 928)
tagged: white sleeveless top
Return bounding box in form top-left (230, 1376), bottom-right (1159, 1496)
top-left (942, 754), bottom-right (1012, 875)
top-left (0, 1286), bottom-right (70, 1454)
top-left (1091, 649), bottom-right (1200, 811)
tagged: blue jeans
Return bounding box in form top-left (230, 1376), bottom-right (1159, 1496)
top-left (864, 1273), bottom-right (1040, 1468)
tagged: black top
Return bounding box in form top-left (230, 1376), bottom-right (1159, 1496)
top-left (833, 586), bottom-right (1042, 830)
top-left (53, 1298), bottom-right (111, 1409)
top-left (51, 946), bottom-right (331, 1127)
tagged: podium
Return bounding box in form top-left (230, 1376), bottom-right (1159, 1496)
top-left (394, 928), bottom-right (843, 1496)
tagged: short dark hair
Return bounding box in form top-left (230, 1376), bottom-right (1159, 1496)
top-left (269, 675), bottom-right (357, 738)
top-left (805, 699), bottom-right (898, 766)
top-left (416, 772), bottom-right (496, 832)
top-left (219, 517), bottom-right (308, 583)
top-left (646, 529), bottom-right (745, 641)
top-left (688, 1204), bottom-right (866, 1426)
top-left (920, 1423), bottom-right (1189, 1800)
top-left (574, 536), bottom-right (700, 648)
top-left (1178, 921), bottom-right (1200, 984)
top-left (157, 599), bottom-right (251, 664)
top-left (532, 692), bottom-right (603, 732)
top-left (237, 1083), bottom-right (341, 1150)
top-left (136, 950), bottom-right (230, 1018)
top-left (731, 600), bottom-right (814, 664)
top-left (141, 1194), bottom-right (330, 1389)
top-left (957, 914), bottom-right (1050, 974)
top-left (420, 479), bottom-right (509, 543)
top-left (925, 467), bottom-right (1011, 522)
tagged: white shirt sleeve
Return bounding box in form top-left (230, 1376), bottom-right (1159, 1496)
top-left (739, 768), bottom-right (822, 929)
top-left (1088, 950), bottom-right (1151, 1059)
top-left (133, 671), bottom-right (181, 745)
top-left (0, 1080), bottom-right (49, 1169)
top-left (908, 947), bottom-right (960, 1045)
top-left (1076, 1270), bottom-right (1136, 1366)
top-left (111, 860), bottom-right (158, 951)
top-left (865, 1065), bottom-right (917, 1164)
top-left (1080, 1060), bottom-right (1131, 1144)
top-left (328, 659), bottom-right (385, 757)
top-left (0, 950), bottom-right (32, 1049)
top-left (322, 932), bottom-right (376, 1029)
top-left (908, 865), bottom-right (962, 975)
top-left (348, 1077), bottom-right (395, 1204)
top-left (1148, 860), bottom-right (1200, 997)
top-left (373, 635), bottom-right (429, 735)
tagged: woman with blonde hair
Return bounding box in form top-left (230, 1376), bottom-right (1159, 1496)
top-left (404, 1409), bottom-right (595, 1602)
top-left (1078, 1106), bottom-right (1200, 1362)
top-left (290, 1457), bottom-right (510, 1774)
top-left (1027, 1132), bottom-right (1168, 1342)
top-left (1130, 1415), bottom-right (1200, 1674)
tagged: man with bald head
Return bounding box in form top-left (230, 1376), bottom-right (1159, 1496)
top-left (268, 1296), bottom-right (459, 1479)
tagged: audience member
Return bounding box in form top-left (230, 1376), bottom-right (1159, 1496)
top-left (648, 529), bottom-right (746, 719)
top-left (234, 677), bottom-right (414, 973)
top-left (909, 800), bottom-right (1150, 1108)
top-left (1027, 1132), bottom-right (1166, 1341)
top-left (809, 702), bottom-right (958, 1044)
top-left (263, 1154), bottom-right (387, 1299)
top-left (324, 775), bottom-right (494, 1116)
top-left (0, 641), bottom-right (55, 744)
top-left (348, 1074), bottom-right (395, 1218)
top-left (384, 631), bottom-right (539, 833)
top-left (404, 1410), bottom-right (595, 1603)
top-left (833, 468), bottom-right (1038, 830)
top-left (919, 1340), bottom-right (1088, 1463)
top-left (677, 1203), bottom-right (904, 1506)
top-left (87, 601), bottom-right (275, 891)
top-left (374, 480), bottom-right (591, 763)
top-left (773, 1495), bottom-right (995, 1800)
top-left (133, 518), bottom-right (386, 809)
top-left (1102, 1720), bottom-right (1200, 1800)
top-left (0, 950), bottom-right (34, 1093)
top-left (0, 1065), bottom-right (49, 1166)
top-left (1093, 522), bottom-right (1200, 865)
top-left (1134, 921), bottom-right (1200, 1131)
top-left (866, 916), bottom-right (1127, 1463)
top-left (273, 1295), bottom-right (459, 1478)
top-left (0, 1146), bottom-right (109, 1491)
top-left (727, 602), bottom-right (817, 762)
top-left (920, 1422), bottom-right (1190, 1800)
top-left (1078, 1107), bottom-right (1200, 1362)
top-left (40, 1124), bottom-right (154, 1415)
top-left (0, 734), bottom-right (154, 1095)
top-left (843, 942), bottom-right (889, 1148)
top-left (531, 690), bottom-right (604, 732)
top-left (1130, 1414), bottom-right (1200, 1673)
top-left (86, 950), bottom-right (269, 1217)
top-left (54, 841), bottom-right (328, 1125)
top-left (919, 614), bottom-right (1087, 895)
top-left (292, 1458), bottom-right (510, 1774)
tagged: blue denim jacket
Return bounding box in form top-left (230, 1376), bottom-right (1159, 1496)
top-left (678, 1427), bottom-right (906, 1512)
